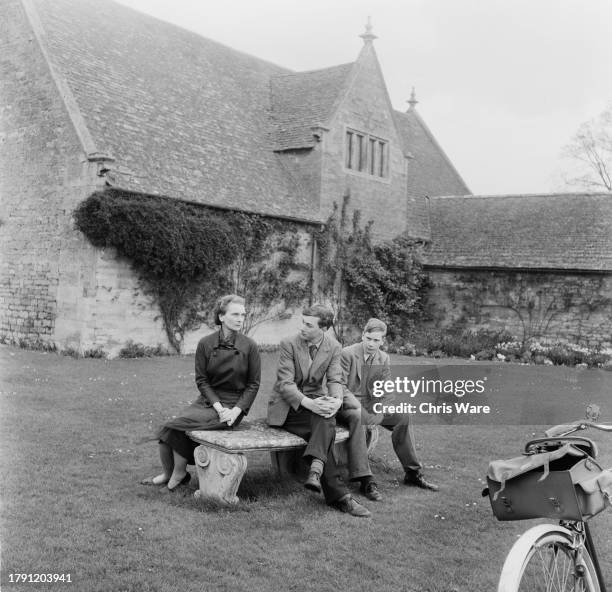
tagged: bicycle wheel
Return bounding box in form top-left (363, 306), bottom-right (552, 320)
top-left (498, 524), bottom-right (600, 592)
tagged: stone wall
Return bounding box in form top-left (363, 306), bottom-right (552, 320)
top-left (320, 43), bottom-right (411, 241)
top-left (0, 0), bottom-right (97, 345)
top-left (0, 0), bottom-right (172, 355)
top-left (425, 268), bottom-right (612, 348)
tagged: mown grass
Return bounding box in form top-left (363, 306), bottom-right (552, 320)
top-left (1, 344), bottom-right (611, 592)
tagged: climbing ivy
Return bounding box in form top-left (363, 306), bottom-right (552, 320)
top-left (316, 192), bottom-right (430, 343)
top-left (74, 189), bottom-right (308, 351)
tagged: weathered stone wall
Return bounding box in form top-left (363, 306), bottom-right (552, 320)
top-left (88, 249), bottom-right (167, 355)
top-left (276, 148), bottom-right (322, 212)
top-left (0, 0), bottom-right (97, 345)
top-left (425, 268), bottom-right (612, 348)
top-left (1, 0), bottom-right (170, 355)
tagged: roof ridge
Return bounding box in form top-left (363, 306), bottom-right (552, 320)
top-left (430, 192), bottom-right (612, 199)
top-left (272, 62), bottom-right (355, 79)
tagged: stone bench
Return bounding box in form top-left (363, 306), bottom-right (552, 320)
top-left (188, 418), bottom-right (377, 504)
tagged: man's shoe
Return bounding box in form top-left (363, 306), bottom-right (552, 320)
top-left (304, 471), bottom-right (322, 493)
top-left (331, 495), bottom-right (371, 517)
top-left (361, 481), bottom-right (383, 501)
top-left (404, 471), bottom-right (439, 491)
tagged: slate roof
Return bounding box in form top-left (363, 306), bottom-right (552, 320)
top-left (270, 63), bottom-right (354, 150)
top-left (30, 0), bottom-right (321, 221)
top-left (425, 193), bottom-right (612, 272)
top-left (26, 0), bottom-right (471, 229)
top-left (394, 109), bottom-right (471, 198)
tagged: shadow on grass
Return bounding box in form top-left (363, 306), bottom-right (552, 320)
top-left (135, 469), bottom-right (304, 514)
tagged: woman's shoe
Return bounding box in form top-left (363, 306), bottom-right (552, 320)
top-left (167, 472), bottom-right (191, 491)
top-left (141, 474), bottom-right (169, 486)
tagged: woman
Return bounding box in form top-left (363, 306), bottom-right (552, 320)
top-left (143, 294), bottom-right (261, 490)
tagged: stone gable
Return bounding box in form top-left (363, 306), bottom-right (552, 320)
top-left (319, 42), bottom-right (412, 240)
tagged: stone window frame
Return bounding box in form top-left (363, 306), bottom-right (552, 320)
top-left (345, 128), bottom-right (389, 179)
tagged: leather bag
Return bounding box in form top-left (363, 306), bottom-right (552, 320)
top-left (485, 443), bottom-right (612, 521)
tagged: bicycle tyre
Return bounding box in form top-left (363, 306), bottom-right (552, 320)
top-left (498, 524), bottom-right (601, 592)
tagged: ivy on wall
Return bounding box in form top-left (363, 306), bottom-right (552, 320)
top-left (75, 189), bottom-right (429, 351)
top-left (74, 189), bottom-right (308, 351)
top-left (439, 271), bottom-right (612, 345)
top-left (316, 192), bottom-right (430, 343)
top-left (207, 212), bottom-right (309, 336)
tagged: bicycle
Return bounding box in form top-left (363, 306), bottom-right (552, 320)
top-left (485, 404), bottom-right (612, 592)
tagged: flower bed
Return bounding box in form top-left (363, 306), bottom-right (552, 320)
top-left (388, 329), bottom-right (611, 368)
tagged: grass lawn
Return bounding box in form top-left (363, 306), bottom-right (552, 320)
top-left (1, 344), bottom-right (611, 592)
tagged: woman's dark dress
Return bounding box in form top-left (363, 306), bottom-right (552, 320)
top-left (158, 330), bottom-right (261, 463)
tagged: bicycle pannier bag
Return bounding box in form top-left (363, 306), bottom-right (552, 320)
top-left (486, 443), bottom-right (612, 521)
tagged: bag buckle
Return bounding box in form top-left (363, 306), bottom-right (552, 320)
top-left (548, 497), bottom-right (562, 513)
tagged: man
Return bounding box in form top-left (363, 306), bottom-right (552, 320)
top-left (341, 318), bottom-right (439, 491)
top-left (268, 304), bottom-right (371, 517)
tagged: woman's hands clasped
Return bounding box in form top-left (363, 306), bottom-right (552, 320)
top-left (225, 406), bottom-right (242, 426)
top-left (213, 403), bottom-right (242, 426)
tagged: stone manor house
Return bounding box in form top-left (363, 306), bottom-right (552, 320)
top-left (2, 0), bottom-right (611, 354)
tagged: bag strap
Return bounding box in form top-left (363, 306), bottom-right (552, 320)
top-left (490, 444), bottom-right (586, 501)
top-left (538, 457), bottom-right (550, 482)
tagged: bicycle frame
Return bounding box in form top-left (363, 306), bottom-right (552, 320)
top-left (584, 522), bottom-right (607, 592)
top-left (549, 414), bottom-right (612, 591)
top-left (557, 520), bottom-right (607, 592)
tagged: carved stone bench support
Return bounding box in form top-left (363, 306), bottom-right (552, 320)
top-left (193, 445), bottom-right (247, 505)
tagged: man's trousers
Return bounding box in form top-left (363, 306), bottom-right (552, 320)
top-left (362, 407), bottom-right (422, 473)
top-left (282, 407), bottom-right (348, 504)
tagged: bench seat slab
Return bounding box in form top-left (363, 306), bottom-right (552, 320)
top-left (188, 419), bottom-right (377, 504)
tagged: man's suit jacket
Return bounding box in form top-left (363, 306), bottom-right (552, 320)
top-left (341, 342), bottom-right (391, 409)
top-left (268, 332), bottom-right (343, 426)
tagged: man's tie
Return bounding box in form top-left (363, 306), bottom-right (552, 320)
top-left (309, 344), bottom-right (317, 361)
top-left (363, 354), bottom-right (374, 397)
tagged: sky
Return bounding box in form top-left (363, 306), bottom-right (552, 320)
top-left (116, 0), bottom-right (612, 196)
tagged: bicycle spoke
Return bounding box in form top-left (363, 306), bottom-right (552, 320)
top-left (517, 542), bottom-right (583, 592)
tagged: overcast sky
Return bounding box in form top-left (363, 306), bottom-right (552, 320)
top-left (116, 0), bottom-right (612, 196)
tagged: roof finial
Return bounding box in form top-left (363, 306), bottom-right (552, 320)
top-left (407, 87), bottom-right (419, 111)
top-left (359, 17), bottom-right (378, 44)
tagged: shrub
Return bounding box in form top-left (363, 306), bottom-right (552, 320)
top-left (257, 343), bottom-right (280, 353)
top-left (316, 194), bottom-right (429, 343)
top-left (61, 346), bottom-right (81, 358)
top-left (83, 347), bottom-right (107, 359)
top-left (118, 341), bottom-right (171, 358)
top-left (400, 328), bottom-right (513, 358)
top-left (1, 336), bottom-right (58, 352)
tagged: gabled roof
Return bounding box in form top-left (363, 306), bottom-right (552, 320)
top-left (425, 193), bottom-right (612, 272)
top-left (23, 0), bottom-right (472, 229)
top-left (27, 0), bottom-right (321, 221)
top-left (394, 109), bottom-right (471, 198)
top-left (270, 63), bottom-right (354, 151)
